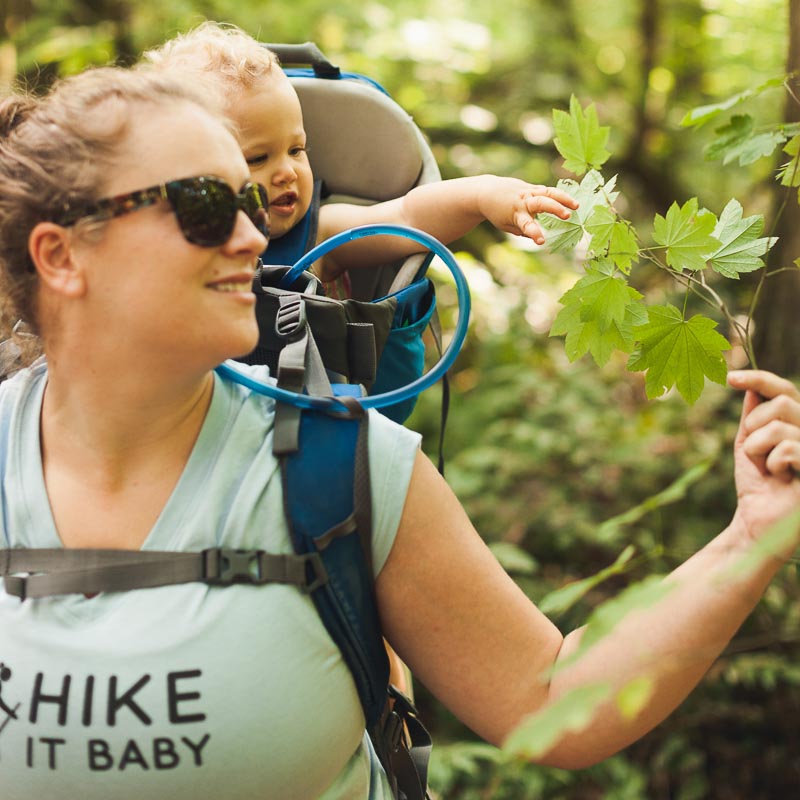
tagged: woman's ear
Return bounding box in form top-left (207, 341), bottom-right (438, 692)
top-left (28, 222), bottom-right (87, 298)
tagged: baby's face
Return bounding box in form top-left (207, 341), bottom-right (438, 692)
top-left (231, 74), bottom-right (314, 241)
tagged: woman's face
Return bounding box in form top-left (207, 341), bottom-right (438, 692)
top-left (71, 100), bottom-right (267, 369)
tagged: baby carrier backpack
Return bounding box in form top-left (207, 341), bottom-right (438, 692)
top-left (0, 43), bottom-right (474, 800)
top-left (240, 42), bottom-right (448, 436)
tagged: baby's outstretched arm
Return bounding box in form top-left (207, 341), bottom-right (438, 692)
top-left (317, 175), bottom-right (578, 279)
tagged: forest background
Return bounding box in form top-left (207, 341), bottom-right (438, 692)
top-left (2, 0), bottom-right (800, 796)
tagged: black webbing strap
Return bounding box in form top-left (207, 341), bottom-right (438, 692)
top-left (427, 310), bottom-right (450, 476)
top-left (372, 686), bottom-right (433, 800)
top-left (0, 547), bottom-right (328, 600)
top-left (353, 408), bottom-right (374, 583)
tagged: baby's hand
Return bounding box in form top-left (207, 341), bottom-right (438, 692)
top-left (480, 178), bottom-right (579, 245)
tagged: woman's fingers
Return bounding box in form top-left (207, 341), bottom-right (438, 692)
top-left (742, 418), bottom-right (800, 457)
top-left (765, 439), bottom-right (800, 480)
top-left (741, 392), bottom-right (800, 436)
top-left (728, 369), bottom-right (800, 403)
top-left (729, 370), bottom-right (800, 480)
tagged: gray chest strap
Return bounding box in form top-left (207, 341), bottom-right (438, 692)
top-left (0, 547), bottom-right (328, 600)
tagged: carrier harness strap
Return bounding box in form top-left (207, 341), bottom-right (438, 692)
top-left (272, 292), bottom-right (335, 455)
top-left (0, 547), bottom-right (327, 600)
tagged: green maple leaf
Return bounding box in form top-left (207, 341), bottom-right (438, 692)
top-left (539, 546), bottom-right (636, 615)
top-left (627, 305), bottom-right (730, 403)
top-left (709, 199), bottom-right (777, 278)
top-left (680, 76), bottom-right (785, 128)
top-left (652, 198), bottom-right (720, 272)
top-left (616, 676), bottom-right (656, 721)
top-left (703, 115), bottom-right (786, 167)
top-left (553, 95), bottom-right (611, 176)
top-left (539, 171), bottom-right (618, 254)
top-left (701, 114), bottom-right (786, 168)
top-left (704, 114), bottom-right (754, 161)
top-left (503, 683), bottom-right (611, 760)
top-left (561, 269), bottom-right (641, 331)
top-left (551, 270), bottom-right (647, 365)
top-left (586, 206), bottom-right (639, 273)
top-left (729, 132), bottom-right (786, 166)
top-left (586, 205), bottom-right (615, 251)
top-left (543, 575), bottom-right (674, 680)
top-left (778, 135), bottom-right (800, 189)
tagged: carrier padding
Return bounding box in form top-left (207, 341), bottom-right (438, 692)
top-left (291, 77), bottom-right (439, 203)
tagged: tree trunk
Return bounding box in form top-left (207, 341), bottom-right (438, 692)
top-left (752, 0), bottom-right (800, 378)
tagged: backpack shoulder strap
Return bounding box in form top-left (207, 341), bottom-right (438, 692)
top-left (280, 401), bottom-right (432, 799)
top-left (280, 404), bottom-right (388, 724)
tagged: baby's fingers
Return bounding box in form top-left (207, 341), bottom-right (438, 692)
top-left (523, 190), bottom-right (576, 220)
top-left (533, 185), bottom-right (580, 210)
top-left (515, 212), bottom-right (546, 244)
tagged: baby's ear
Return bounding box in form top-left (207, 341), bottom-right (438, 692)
top-left (28, 222), bottom-right (87, 298)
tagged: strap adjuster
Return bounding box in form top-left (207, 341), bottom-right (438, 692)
top-left (275, 296), bottom-right (307, 339)
top-left (3, 575), bottom-right (26, 601)
top-left (299, 551), bottom-right (328, 593)
top-left (202, 548), bottom-right (265, 585)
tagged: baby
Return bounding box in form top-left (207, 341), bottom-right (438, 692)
top-left (142, 22), bottom-right (578, 291)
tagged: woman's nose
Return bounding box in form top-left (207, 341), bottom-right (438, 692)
top-left (225, 210), bottom-right (268, 255)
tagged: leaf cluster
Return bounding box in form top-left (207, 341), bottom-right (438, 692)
top-left (544, 96), bottom-right (777, 403)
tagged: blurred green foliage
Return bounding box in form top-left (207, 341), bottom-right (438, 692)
top-left (3, 0), bottom-right (799, 796)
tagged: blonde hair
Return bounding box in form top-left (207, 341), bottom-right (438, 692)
top-left (142, 21), bottom-right (279, 95)
top-left (0, 66), bottom-right (221, 344)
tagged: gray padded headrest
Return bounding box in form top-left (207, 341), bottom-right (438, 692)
top-left (291, 77), bottom-right (428, 202)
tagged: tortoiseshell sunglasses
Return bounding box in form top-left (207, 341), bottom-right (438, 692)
top-left (53, 175), bottom-right (270, 247)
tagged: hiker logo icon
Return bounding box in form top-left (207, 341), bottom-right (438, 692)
top-left (0, 663), bottom-right (19, 721)
top-left (0, 662), bottom-right (21, 760)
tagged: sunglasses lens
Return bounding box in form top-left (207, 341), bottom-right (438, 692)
top-left (167, 178), bottom-right (236, 247)
top-left (243, 183), bottom-right (270, 240)
top-left (166, 178), bottom-right (270, 247)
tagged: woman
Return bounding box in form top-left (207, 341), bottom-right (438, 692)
top-left (0, 66), bottom-right (798, 800)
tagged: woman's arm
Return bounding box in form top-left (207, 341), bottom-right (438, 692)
top-left (316, 176), bottom-right (579, 280)
top-left (375, 370), bottom-right (800, 768)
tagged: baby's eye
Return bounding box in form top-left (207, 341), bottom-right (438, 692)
top-left (290, 146), bottom-right (307, 157)
top-left (246, 154), bottom-right (269, 166)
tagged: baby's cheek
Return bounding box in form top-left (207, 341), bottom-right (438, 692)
top-left (248, 163), bottom-right (271, 189)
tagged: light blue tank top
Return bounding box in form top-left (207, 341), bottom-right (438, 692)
top-left (0, 361), bottom-right (420, 800)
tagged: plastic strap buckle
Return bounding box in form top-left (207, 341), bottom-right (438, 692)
top-left (202, 548), bottom-right (265, 586)
top-left (300, 552), bottom-right (329, 594)
top-left (3, 574), bottom-right (26, 601)
top-left (275, 296), bottom-right (307, 339)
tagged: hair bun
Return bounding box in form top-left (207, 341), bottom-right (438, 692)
top-left (0, 95), bottom-right (36, 137)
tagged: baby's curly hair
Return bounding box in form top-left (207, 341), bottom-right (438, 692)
top-left (142, 21), bottom-right (279, 95)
